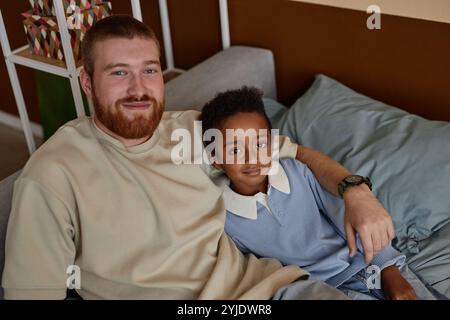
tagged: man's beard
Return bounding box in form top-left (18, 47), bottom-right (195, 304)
top-left (92, 87), bottom-right (164, 140)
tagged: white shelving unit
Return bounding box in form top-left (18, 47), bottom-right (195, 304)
top-left (0, 0), bottom-right (94, 154)
top-left (0, 0), bottom-right (231, 155)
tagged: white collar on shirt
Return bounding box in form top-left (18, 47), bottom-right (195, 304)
top-left (222, 161), bottom-right (291, 220)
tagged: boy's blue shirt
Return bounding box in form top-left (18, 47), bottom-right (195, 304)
top-left (223, 158), bottom-right (405, 287)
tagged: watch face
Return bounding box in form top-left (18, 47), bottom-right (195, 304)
top-left (345, 175), bottom-right (363, 184)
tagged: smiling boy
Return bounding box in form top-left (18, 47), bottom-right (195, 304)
top-left (200, 86), bottom-right (437, 300)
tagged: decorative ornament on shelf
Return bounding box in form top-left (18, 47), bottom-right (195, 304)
top-left (22, 0), bottom-right (112, 62)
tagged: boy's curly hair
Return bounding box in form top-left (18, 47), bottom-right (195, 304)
top-left (200, 86), bottom-right (272, 139)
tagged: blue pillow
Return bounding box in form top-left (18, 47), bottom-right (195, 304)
top-left (279, 74), bottom-right (450, 253)
top-left (263, 98), bottom-right (288, 129)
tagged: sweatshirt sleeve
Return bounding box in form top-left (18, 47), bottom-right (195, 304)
top-left (2, 178), bottom-right (76, 300)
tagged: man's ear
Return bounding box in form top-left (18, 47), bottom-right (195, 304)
top-left (79, 68), bottom-right (93, 99)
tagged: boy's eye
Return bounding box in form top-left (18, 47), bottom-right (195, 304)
top-left (229, 147), bottom-right (241, 155)
top-left (257, 142), bottom-right (267, 149)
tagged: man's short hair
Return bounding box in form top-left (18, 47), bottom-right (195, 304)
top-left (200, 86), bottom-right (272, 137)
top-left (81, 15), bottom-right (160, 77)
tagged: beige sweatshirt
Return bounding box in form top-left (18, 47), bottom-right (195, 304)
top-left (2, 110), bottom-right (307, 300)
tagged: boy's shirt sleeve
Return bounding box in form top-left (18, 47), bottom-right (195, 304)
top-left (371, 246), bottom-right (406, 271)
top-left (301, 162), bottom-right (406, 271)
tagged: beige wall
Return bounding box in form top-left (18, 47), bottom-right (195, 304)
top-left (292, 0), bottom-right (450, 23)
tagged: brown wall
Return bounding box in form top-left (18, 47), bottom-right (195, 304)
top-left (169, 0), bottom-right (450, 121)
top-left (168, 0), bottom-right (222, 69)
top-left (227, 0), bottom-right (450, 121)
top-left (2, 0), bottom-right (450, 123)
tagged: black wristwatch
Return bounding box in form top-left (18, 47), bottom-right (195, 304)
top-left (338, 175), bottom-right (372, 198)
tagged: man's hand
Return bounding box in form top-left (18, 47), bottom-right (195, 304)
top-left (294, 145), bottom-right (395, 264)
top-left (381, 266), bottom-right (417, 300)
top-left (343, 184), bottom-right (395, 264)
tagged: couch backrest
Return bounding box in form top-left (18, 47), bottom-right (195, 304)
top-left (164, 46), bottom-right (277, 111)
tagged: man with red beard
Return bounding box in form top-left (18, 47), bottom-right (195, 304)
top-left (2, 15), bottom-right (394, 300)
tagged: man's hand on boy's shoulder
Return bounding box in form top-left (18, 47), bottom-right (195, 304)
top-left (343, 184), bottom-right (395, 264)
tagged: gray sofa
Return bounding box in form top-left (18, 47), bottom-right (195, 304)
top-left (0, 46), bottom-right (277, 298)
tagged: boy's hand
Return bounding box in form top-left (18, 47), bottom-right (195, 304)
top-left (381, 266), bottom-right (417, 300)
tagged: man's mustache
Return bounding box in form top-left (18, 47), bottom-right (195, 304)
top-left (117, 95), bottom-right (158, 105)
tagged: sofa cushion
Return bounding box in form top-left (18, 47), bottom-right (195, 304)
top-left (165, 46), bottom-right (277, 111)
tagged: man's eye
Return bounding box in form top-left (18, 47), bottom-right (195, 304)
top-left (144, 69), bottom-right (157, 74)
top-left (112, 70), bottom-right (127, 76)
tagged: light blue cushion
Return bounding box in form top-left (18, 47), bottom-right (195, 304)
top-left (263, 98), bottom-right (288, 129)
top-left (279, 74), bottom-right (450, 254)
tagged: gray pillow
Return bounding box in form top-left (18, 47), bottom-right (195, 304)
top-left (279, 74), bottom-right (450, 253)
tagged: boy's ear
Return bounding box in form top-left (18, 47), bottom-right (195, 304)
top-left (210, 156), bottom-right (223, 171)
